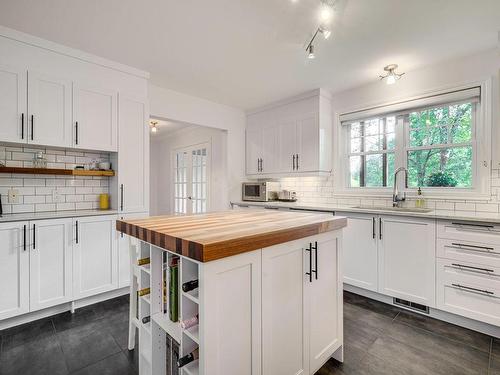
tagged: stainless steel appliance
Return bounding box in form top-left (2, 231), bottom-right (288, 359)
top-left (278, 190), bottom-right (297, 202)
top-left (242, 181), bottom-right (280, 202)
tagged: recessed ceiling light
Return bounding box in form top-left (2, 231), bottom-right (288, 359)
top-left (379, 64), bottom-right (405, 85)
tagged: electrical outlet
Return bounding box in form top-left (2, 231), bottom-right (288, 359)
top-left (52, 189), bottom-right (61, 203)
top-left (8, 189), bottom-right (19, 203)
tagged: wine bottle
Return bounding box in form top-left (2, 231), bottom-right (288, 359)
top-left (177, 347), bottom-right (199, 368)
top-left (138, 287), bottom-right (150, 297)
top-left (137, 257), bottom-right (150, 266)
top-left (182, 279), bottom-right (199, 293)
top-left (180, 314), bottom-right (199, 329)
top-left (169, 257), bottom-right (179, 322)
top-left (142, 316), bottom-right (151, 324)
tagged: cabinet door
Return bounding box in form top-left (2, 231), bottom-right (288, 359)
top-left (296, 113), bottom-right (319, 172)
top-left (0, 222), bottom-right (29, 320)
top-left (278, 118), bottom-right (296, 173)
top-left (73, 215), bottom-right (118, 299)
top-left (202, 249), bottom-right (261, 375)
top-left (246, 128), bottom-right (262, 175)
top-left (308, 234), bottom-right (342, 374)
top-left (262, 241), bottom-right (308, 375)
top-left (337, 212), bottom-right (378, 291)
top-left (118, 94), bottom-right (149, 213)
top-left (0, 65), bottom-right (26, 143)
top-left (261, 125), bottom-right (279, 174)
top-left (73, 84), bottom-right (118, 151)
top-left (378, 215), bottom-right (436, 307)
top-left (30, 218), bottom-right (73, 311)
top-left (27, 71), bottom-right (72, 147)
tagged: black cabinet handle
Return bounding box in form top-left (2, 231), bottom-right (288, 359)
top-left (312, 241), bottom-right (318, 280)
top-left (451, 283), bottom-right (494, 295)
top-left (296, 154), bottom-right (299, 170)
top-left (120, 184), bottom-right (124, 211)
top-left (260, 158), bottom-right (263, 172)
top-left (305, 243), bottom-right (313, 283)
top-left (30, 115), bottom-right (34, 140)
top-left (75, 220), bottom-right (79, 244)
top-left (32, 223), bottom-right (36, 250)
top-left (21, 113), bottom-right (24, 139)
top-left (451, 242), bottom-right (494, 252)
top-left (372, 217), bottom-right (376, 239)
top-left (23, 224), bottom-right (26, 251)
top-left (451, 222), bottom-right (494, 229)
top-left (379, 218), bottom-right (382, 240)
top-left (451, 263), bottom-right (494, 273)
top-left (75, 121), bottom-right (79, 145)
top-left (292, 154), bottom-right (296, 170)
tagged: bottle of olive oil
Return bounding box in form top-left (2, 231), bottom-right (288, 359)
top-left (415, 187), bottom-right (425, 208)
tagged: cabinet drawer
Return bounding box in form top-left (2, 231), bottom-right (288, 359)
top-left (437, 238), bottom-right (500, 268)
top-left (437, 220), bottom-right (500, 245)
top-left (436, 258), bottom-right (500, 326)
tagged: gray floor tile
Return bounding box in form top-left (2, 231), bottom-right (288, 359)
top-left (70, 352), bottom-right (137, 375)
top-left (344, 291), bottom-right (400, 319)
top-left (355, 352), bottom-right (421, 375)
top-left (493, 338), bottom-right (500, 358)
top-left (490, 356), bottom-right (500, 374)
top-left (52, 305), bottom-right (98, 333)
top-left (0, 317), bottom-right (56, 352)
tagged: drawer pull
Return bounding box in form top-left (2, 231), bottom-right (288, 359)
top-left (451, 243), bottom-right (495, 253)
top-left (451, 283), bottom-right (495, 296)
top-left (451, 222), bottom-right (495, 229)
top-left (451, 263), bottom-right (494, 274)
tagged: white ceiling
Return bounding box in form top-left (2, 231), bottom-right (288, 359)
top-left (1, 0), bottom-right (499, 110)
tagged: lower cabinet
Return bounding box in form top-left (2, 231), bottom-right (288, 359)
top-left (73, 215), bottom-right (118, 299)
top-left (0, 221), bottom-right (29, 320)
top-left (262, 232), bottom-right (342, 375)
top-left (30, 218), bottom-right (73, 311)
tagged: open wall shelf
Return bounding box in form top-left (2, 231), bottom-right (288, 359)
top-left (0, 166), bottom-right (115, 176)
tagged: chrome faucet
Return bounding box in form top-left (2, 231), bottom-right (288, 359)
top-left (392, 167), bottom-right (408, 207)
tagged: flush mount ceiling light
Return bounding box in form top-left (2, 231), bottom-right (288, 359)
top-left (379, 64), bottom-right (405, 85)
top-left (150, 120), bottom-right (158, 133)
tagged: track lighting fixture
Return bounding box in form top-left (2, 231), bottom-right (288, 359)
top-left (307, 44), bottom-right (315, 59)
top-left (305, 26), bottom-right (331, 59)
top-left (379, 64), bottom-right (405, 85)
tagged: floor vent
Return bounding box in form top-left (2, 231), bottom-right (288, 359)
top-left (393, 298), bottom-right (429, 314)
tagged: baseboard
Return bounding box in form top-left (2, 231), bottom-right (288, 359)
top-left (0, 287), bottom-right (129, 330)
top-left (343, 284), bottom-right (500, 338)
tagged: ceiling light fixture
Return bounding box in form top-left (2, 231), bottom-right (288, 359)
top-left (305, 26), bottom-right (331, 58)
top-left (319, 0), bottom-right (335, 23)
top-left (379, 64), bottom-right (405, 85)
top-left (307, 44), bottom-right (315, 59)
top-left (150, 121), bottom-right (158, 133)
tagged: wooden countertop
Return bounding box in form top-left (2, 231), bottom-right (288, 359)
top-left (116, 210), bottom-right (347, 262)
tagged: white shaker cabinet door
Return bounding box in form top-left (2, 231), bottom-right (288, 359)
top-left (246, 127), bottom-right (262, 175)
top-left (73, 84), bottom-right (118, 151)
top-left (27, 71), bottom-right (72, 148)
top-left (278, 118), bottom-right (297, 173)
top-left (337, 212), bottom-right (378, 291)
top-left (307, 234), bottom-right (343, 374)
top-left (295, 113), bottom-right (319, 173)
top-left (118, 94), bottom-right (149, 213)
top-left (0, 65), bottom-right (26, 144)
top-left (261, 125), bottom-right (279, 174)
top-left (29, 218), bottom-right (73, 311)
top-left (262, 241), bottom-right (308, 375)
top-left (378, 215), bottom-right (436, 307)
top-left (0, 221), bottom-right (29, 320)
top-left (73, 215), bottom-right (118, 299)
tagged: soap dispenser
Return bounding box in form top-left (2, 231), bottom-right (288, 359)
top-left (415, 187), bottom-right (425, 208)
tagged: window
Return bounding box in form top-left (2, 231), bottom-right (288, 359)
top-left (340, 86), bottom-right (488, 195)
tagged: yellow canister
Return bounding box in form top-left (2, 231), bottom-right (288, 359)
top-left (99, 193), bottom-right (110, 210)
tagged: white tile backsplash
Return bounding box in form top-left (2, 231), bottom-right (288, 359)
top-left (0, 144), bottom-right (111, 213)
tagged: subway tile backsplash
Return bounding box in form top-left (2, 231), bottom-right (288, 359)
top-left (0, 144), bottom-right (111, 214)
top-left (279, 169), bottom-right (500, 213)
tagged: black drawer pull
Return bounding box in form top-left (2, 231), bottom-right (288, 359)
top-left (21, 113), bottom-right (24, 139)
top-left (312, 241), bottom-right (318, 280)
top-left (451, 283), bottom-right (494, 296)
top-left (451, 222), bottom-right (495, 229)
top-left (451, 263), bottom-right (494, 273)
top-left (372, 217), bottom-right (376, 239)
top-left (305, 243), bottom-right (312, 283)
top-left (451, 243), bottom-right (494, 252)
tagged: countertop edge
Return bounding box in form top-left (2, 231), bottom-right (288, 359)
top-left (0, 209), bottom-right (119, 223)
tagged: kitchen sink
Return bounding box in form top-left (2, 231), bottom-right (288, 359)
top-left (352, 206), bottom-right (434, 213)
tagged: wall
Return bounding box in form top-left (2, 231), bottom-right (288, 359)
top-left (149, 84), bottom-right (245, 207)
top-left (150, 125), bottom-right (227, 215)
top-left (279, 48), bottom-right (500, 213)
top-left (0, 144), bottom-right (110, 213)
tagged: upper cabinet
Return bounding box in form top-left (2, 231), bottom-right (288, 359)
top-left (246, 89), bottom-right (332, 178)
top-left (0, 65), bottom-right (26, 143)
top-left (73, 84), bottom-right (118, 152)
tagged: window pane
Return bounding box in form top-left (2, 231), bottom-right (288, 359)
top-left (364, 119), bottom-right (380, 136)
top-left (350, 138), bottom-right (361, 153)
top-left (407, 146), bottom-right (472, 188)
top-left (350, 123), bottom-right (361, 138)
top-left (365, 154), bottom-right (383, 187)
top-left (364, 135), bottom-right (381, 152)
top-left (349, 156), bottom-right (361, 187)
top-left (386, 152), bottom-right (395, 187)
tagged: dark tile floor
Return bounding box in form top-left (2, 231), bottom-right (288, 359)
top-left (0, 292), bottom-right (497, 375)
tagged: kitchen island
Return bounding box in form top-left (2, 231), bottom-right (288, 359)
top-left (117, 210), bottom-right (347, 375)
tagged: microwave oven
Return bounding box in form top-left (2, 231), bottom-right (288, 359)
top-left (242, 181), bottom-right (280, 202)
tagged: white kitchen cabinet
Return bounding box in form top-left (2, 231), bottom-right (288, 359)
top-left (378, 215), bottom-right (436, 307)
top-left (337, 212), bottom-right (378, 291)
top-left (118, 94), bottom-right (149, 213)
top-left (73, 215), bottom-right (118, 299)
top-left (245, 125), bottom-right (279, 175)
top-left (0, 64), bottom-right (26, 143)
top-left (73, 83), bottom-right (118, 151)
top-left (29, 218), bottom-right (73, 311)
top-left (262, 232), bottom-right (342, 375)
top-left (0, 221), bottom-right (29, 320)
top-left (27, 71), bottom-right (72, 147)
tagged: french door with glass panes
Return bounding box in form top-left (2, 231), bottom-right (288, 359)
top-left (173, 143), bottom-right (210, 214)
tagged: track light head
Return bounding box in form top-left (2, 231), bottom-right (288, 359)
top-left (307, 44), bottom-right (315, 59)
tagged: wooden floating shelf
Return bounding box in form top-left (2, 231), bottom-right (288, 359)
top-left (0, 166), bottom-right (115, 177)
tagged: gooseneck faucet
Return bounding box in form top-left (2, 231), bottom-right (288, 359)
top-left (392, 167), bottom-right (408, 207)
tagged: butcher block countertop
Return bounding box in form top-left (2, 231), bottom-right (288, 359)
top-left (116, 210), bottom-right (347, 262)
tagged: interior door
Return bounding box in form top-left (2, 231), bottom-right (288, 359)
top-left (278, 118), bottom-right (296, 173)
top-left (296, 113), bottom-right (319, 172)
top-left (0, 221), bottom-right (29, 320)
top-left (0, 65), bottom-right (26, 143)
top-left (246, 128), bottom-right (262, 174)
top-left (73, 215), bottom-right (118, 299)
top-left (118, 94), bottom-right (149, 213)
top-left (338, 212), bottom-right (378, 291)
top-left (308, 235), bottom-right (342, 374)
top-left (73, 83), bottom-right (117, 151)
top-left (30, 218), bottom-right (73, 311)
top-left (262, 240), bottom-right (308, 375)
top-left (28, 71), bottom-right (72, 147)
top-left (173, 143), bottom-right (210, 214)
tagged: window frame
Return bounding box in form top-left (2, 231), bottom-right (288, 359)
top-left (334, 81), bottom-right (492, 200)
